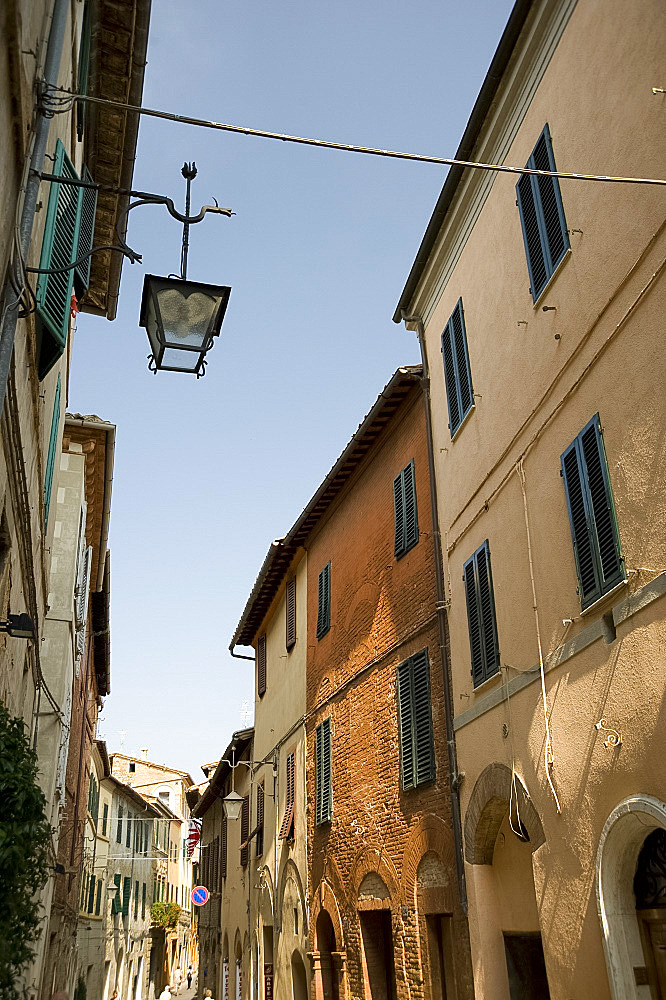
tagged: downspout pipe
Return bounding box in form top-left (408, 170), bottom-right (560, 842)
top-left (0, 0), bottom-right (70, 407)
top-left (402, 310), bottom-right (468, 914)
top-left (230, 645), bottom-right (255, 662)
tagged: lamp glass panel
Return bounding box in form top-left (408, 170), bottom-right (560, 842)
top-left (144, 293), bottom-right (162, 357)
top-left (156, 288), bottom-right (218, 349)
top-left (159, 347), bottom-right (202, 372)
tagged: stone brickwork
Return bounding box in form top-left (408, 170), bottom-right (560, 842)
top-left (305, 389), bottom-right (474, 1000)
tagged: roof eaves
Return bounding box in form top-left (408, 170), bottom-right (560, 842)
top-left (193, 728), bottom-right (254, 819)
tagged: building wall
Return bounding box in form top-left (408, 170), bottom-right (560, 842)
top-left (76, 746), bottom-right (108, 1000)
top-left (305, 392), bottom-right (473, 1000)
top-left (404, 1), bottom-right (666, 998)
top-left (251, 551), bottom-right (309, 1000)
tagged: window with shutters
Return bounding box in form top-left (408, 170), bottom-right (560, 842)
top-left (95, 878), bottom-right (102, 916)
top-left (316, 563), bottom-right (331, 640)
top-left (126, 813), bottom-right (131, 848)
top-left (87, 874), bottom-right (96, 914)
top-left (561, 415), bottom-right (624, 610)
top-left (240, 795), bottom-right (250, 867)
top-left (279, 751), bottom-right (295, 840)
top-left (36, 140), bottom-right (97, 380)
top-left (256, 782), bottom-right (265, 856)
top-left (441, 299), bottom-right (474, 438)
top-left (221, 814), bottom-right (228, 880)
top-left (43, 373), bottom-right (61, 527)
top-left (257, 634), bottom-right (267, 697)
top-left (141, 883), bottom-right (146, 920)
top-left (516, 124), bottom-right (570, 302)
top-left (464, 541), bottom-right (500, 688)
top-left (286, 578), bottom-right (297, 650)
top-left (112, 873), bottom-right (122, 914)
top-left (102, 803), bottom-right (108, 836)
top-left (397, 650), bottom-right (435, 790)
top-left (315, 717), bottom-right (333, 824)
top-left (116, 806), bottom-right (123, 844)
top-left (393, 460), bottom-right (419, 559)
top-left (122, 876), bottom-right (131, 917)
top-left (134, 880), bottom-right (139, 919)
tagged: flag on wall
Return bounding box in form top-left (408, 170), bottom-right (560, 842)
top-left (187, 818), bottom-right (202, 857)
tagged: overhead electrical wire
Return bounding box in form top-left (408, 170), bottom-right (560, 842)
top-left (46, 86), bottom-right (666, 188)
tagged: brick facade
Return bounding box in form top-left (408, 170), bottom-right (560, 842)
top-left (305, 387), bottom-right (473, 1000)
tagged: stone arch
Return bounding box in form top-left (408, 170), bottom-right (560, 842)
top-left (401, 813), bottom-right (456, 906)
top-left (257, 864), bottom-right (275, 926)
top-left (596, 794), bottom-right (666, 1000)
top-left (277, 856), bottom-right (308, 936)
top-left (311, 878), bottom-right (344, 952)
top-left (464, 762), bottom-right (545, 864)
top-left (349, 845), bottom-right (400, 903)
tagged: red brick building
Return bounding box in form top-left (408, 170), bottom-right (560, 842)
top-left (303, 368), bottom-right (473, 1000)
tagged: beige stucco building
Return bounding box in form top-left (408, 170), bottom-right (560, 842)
top-left (394, 1), bottom-right (666, 998)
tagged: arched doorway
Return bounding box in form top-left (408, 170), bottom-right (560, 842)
top-left (464, 763), bottom-right (549, 1000)
top-left (357, 873), bottom-right (397, 1000)
top-left (597, 795), bottom-right (666, 1000)
top-left (291, 950), bottom-right (308, 1000)
top-left (315, 909), bottom-right (339, 1000)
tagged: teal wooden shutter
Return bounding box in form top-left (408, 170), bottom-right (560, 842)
top-left (516, 124), bottom-right (569, 301)
top-left (74, 166), bottom-right (97, 297)
top-left (87, 874), bottom-right (96, 913)
top-left (36, 140), bottom-right (84, 379)
top-left (112, 873), bottom-right (121, 914)
top-left (316, 563), bottom-right (331, 638)
top-left (412, 651), bottom-right (435, 785)
top-left (394, 460), bottom-right (419, 558)
top-left (464, 541), bottom-right (500, 687)
top-left (315, 717), bottom-right (332, 825)
top-left (122, 875), bottom-right (131, 916)
top-left (441, 299), bottom-right (474, 436)
top-left (561, 415), bottom-right (623, 609)
top-left (44, 373), bottom-right (61, 527)
top-left (397, 652), bottom-right (434, 789)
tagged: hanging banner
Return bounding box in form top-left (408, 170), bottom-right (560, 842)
top-left (223, 960), bottom-right (229, 1000)
top-left (264, 964), bottom-right (273, 1000)
top-left (187, 818), bottom-right (202, 857)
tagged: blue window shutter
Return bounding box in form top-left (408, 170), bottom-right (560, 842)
top-left (465, 541), bottom-right (500, 688)
top-left (112, 873), bottom-right (121, 914)
top-left (397, 659), bottom-right (415, 790)
top-left (441, 299), bottom-right (474, 437)
top-left (315, 717), bottom-right (333, 825)
top-left (516, 124), bottom-right (570, 301)
top-left (394, 460), bottom-right (419, 558)
top-left (43, 373), bottom-right (61, 527)
top-left (316, 563), bottom-right (331, 639)
top-left (36, 140), bottom-right (84, 379)
top-left (561, 415), bottom-right (623, 610)
top-left (122, 876), bottom-right (131, 916)
top-left (412, 650), bottom-right (435, 786)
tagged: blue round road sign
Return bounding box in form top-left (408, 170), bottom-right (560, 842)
top-left (191, 885), bottom-right (209, 906)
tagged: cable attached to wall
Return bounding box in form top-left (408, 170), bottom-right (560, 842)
top-left (517, 458), bottom-right (562, 814)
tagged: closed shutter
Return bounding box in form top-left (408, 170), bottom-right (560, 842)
top-left (221, 814), bottom-right (227, 879)
top-left (561, 415), bottom-right (623, 609)
top-left (286, 579), bottom-right (296, 650)
top-left (256, 783), bottom-right (265, 856)
top-left (212, 835), bottom-right (219, 891)
top-left (516, 124), bottom-right (569, 301)
top-left (134, 880), bottom-right (139, 919)
top-left (464, 541), bottom-right (500, 688)
top-left (441, 299), bottom-right (474, 437)
top-left (315, 718), bottom-right (332, 825)
top-left (141, 883), bottom-right (146, 919)
top-left (240, 796), bottom-right (249, 867)
top-left (74, 166), bottom-right (97, 296)
top-left (279, 752), bottom-right (295, 839)
top-left (95, 878), bottom-right (102, 916)
top-left (88, 874), bottom-right (96, 913)
top-left (75, 545), bottom-right (92, 660)
top-left (316, 563), bottom-right (331, 639)
top-left (43, 373), bottom-right (61, 527)
top-left (116, 806), bottom-right (123, 844)
top-left (112, 873), bottom-right (122, 914)
top-left (36, 141), bottom-right (83, 379)
top-left (257, 634), bottom-right (267, 697)
top-left (394, 460), bottom-right (419, 558)
top-left (122, 876), bottom-right (131, 916)
top-left (397, 651), bottom-right (435, 790)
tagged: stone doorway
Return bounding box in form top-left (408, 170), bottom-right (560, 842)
top-left (358, 910), bottom-right (397, 1000)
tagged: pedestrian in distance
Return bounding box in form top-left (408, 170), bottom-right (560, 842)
top-left (204, 990), bottom-right (214, 1000)
top-left (174, 968), bottom-right (183, 995)
top-left (187, 967), bottom-right (193, 990)
top-left (110, 993), bottom-right (118, 1000)
top-left (159, 985), bottom-right (172, 1000)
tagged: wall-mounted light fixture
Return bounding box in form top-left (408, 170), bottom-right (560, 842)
top-left (0, 613), bottom-right (36, 639)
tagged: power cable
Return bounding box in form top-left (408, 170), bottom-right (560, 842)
top-left (45, 86), bottom-right (666, 188)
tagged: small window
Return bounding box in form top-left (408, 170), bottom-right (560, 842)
top-left (315, 718), bottom-right (333, 825)
top-left (286, 579), bottom-right (297, 650)
top-left (116, 806), bottom-right (123, 844)
top-left (393, 460), bottom-right (419, 559)
top-left (279, 752), bottom-right (295, 840)
top-left (95, 878), bottom-right (102, 916)
top-left (129, 761), bottom-right (136, 773)
top-left (464, 541), bottom-right (500, 688)
top-left (134, 880), bottom-right (139, 919)
top-left (126, 814), bottom-right (131, 848)
top-left (102, 803), bottom-right (108, 836)
top-left (561, 415), bottom-right (624, 610)
top-left (141, 883), bottom-right (146, 920)
top-left (441, 299), bottom-right (474, 437)
top-left (397, 650), bottom-right (435, 790)
top-left (516, 123), bottom-right (570, 301)
top-left (87, 874), bottom-right (96, 914)
top-left (257, 634), bottom-right (267, 697)
top-left (316, 563), bottom-right (331, 640)
top-left (122, 876), bottom-right (131, 917)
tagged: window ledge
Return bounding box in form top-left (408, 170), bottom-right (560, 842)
top-left (580, 577), bottom-right (628, 618)
top-left (450, 402), bottom-right (476, 442)
top-left (532, 246), bottom-right (572, 307)
top-left (471, 667), bottom-right (502, 695)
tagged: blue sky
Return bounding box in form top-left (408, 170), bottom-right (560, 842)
top-left (71, 0), bottom-right (515, 780)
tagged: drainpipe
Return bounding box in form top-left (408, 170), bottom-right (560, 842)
top-left (0, 0), bottom-right (71, 407)
top-left (402, 311), bottom-right (468, 914)
top-left (229, 646), bottom-right (255, 663)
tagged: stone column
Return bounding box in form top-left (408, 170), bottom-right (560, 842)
top-left (331, 952), bottom-right (348, 1000)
